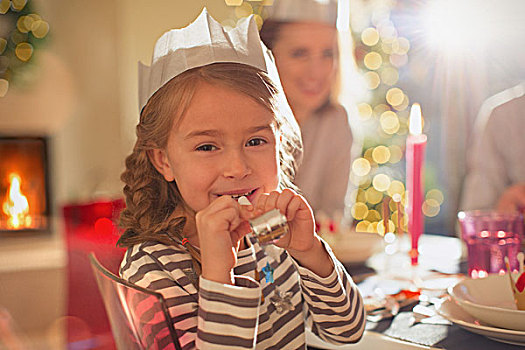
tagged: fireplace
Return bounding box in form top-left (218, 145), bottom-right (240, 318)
top-left (0, 136), bottom-right (51, 235)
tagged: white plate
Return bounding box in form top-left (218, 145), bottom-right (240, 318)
top-left (436, 298), bottom-right (525, 346)
top-left (449, 273), bottom-right (525, 331)
top-left (306, 329), bottom-right (440, 349)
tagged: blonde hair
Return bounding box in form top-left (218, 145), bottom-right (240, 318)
top-left (118, 63), bottom-right (301, 268)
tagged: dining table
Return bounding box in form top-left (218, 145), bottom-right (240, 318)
top-left (306, 234), bottom-right (525, 350)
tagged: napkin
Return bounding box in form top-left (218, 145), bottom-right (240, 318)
top-left (383, 312), bottom-right (449, 346)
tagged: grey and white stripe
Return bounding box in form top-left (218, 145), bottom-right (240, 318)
top-left (120, 236), bottom-right (365, 349)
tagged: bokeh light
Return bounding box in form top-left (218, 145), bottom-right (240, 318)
top-left (15, 42), bottom-right (33, 61)
top-left (351, 202), bottom-right (369, 220)
top-left (0, 0), bottom-right (10, 14)
top-left (377, 219), bottom-right (395, 234)
top-left (364, 71), bottom-right (380, 89)
top-left (31, 20), bottom-right (49, 38)
top-left (392, 37), bottom-right (410, 55)
top-left (426, 189), bottom-right (444, 204)
top-left (373, 103), bottom-right (390, 117)
top-left (235, 2), bottom-right (253, 18)
top-left (371, 145), bottom-right (390, 164)
top-left (387, 180), bottom-right (405, 197)
top-left (366, 209), bottom-right (381, 222)
top-left (372, 174), bottom-right (391, 192)
top-left (380, 110), bottom-right (400, 134)
top-left (386, 87), bottom-right (404, 106)
top-left (0, 79), bottom-right (9, 97)
top-left (352, 157), bottom-right (372, 176)
top-left (356, 220), bottom-right (371, 232)
top-left (357, 103), bottom-right (373, 119)
top-left (390, 53), bottom-right (408, 67)
top-left (380, 67), bottom-right (399, 86)
top-left (12, 0), bottom-right (27, 11)
top-left (364, 51), bottom-right (382, 70)
top-left (355, 188), bottom-right (366, 203)
top-left (379, 23), bottom-right (397, 43)
top-left (225, 0), bottom-right (243, 6)
top-left (388, 145), bottom-right (403, 163)
top-left (365, 187), bottom-right (383, 205)
top-left (422, 199), bottom-right (441, 217)
top-left (253, 14), bottom-right (264, 29)
top-left (361, 27), bottom-right (379, 46)
top-left (393, 95), bottom-right (409, 111)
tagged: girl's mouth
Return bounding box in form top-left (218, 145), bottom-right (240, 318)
top-left (218, 188), bottom-right (256, 200)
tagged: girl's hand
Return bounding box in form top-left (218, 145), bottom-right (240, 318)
top-left (253, 188), bottom-right (315, 252)
top-left (253, 189), bottom-right (333, 277)
top-left (195, 196), bottom-right (252, 284)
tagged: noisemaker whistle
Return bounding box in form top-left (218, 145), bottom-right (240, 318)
top-left (238, 196), bottom-right (289, 245)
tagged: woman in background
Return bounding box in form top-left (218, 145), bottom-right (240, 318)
top-left (260, 0), bottom-right (360, 219)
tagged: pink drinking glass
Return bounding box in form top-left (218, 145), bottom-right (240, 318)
top-left (458, 210), bottom-right (523, 278)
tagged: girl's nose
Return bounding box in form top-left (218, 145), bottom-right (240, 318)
top-left (223, 150), bottom-right (251, 179)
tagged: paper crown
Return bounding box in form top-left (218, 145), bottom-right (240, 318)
top-left (267, 0), bottom-right (338, 26)
top-left (138, 8), bottom-right (272, 111)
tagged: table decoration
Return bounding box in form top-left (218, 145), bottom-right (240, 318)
top-left (405, 103), bottom-right (427, 265)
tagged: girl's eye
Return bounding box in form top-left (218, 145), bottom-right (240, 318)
top-left (196, 144), bottom-right (216, 152)
top-left (323, 49), bottom-right (334, 58)
top-left (246, 138), bottom-right (266, 147)
top-left (291, 48), bottom-right (308, 59)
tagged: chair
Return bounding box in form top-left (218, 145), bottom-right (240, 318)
top-left (89, 253), bottom-right (183, 350)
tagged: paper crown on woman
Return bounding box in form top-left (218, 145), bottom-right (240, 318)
top-left (267, 0), bottom-right (338, 26)
top-left (138, 8), bottom-right (283, 111)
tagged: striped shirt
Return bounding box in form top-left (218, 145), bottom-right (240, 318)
top-left (120, 236), bottom-right (365, 349)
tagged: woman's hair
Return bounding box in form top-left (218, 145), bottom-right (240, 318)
top-left (259, 20), bottom-right (341, 111)
top-left (118, 63), bottom-right (301, 259)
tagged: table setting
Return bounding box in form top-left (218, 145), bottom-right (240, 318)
top-left (308, 103), bottom-right (525, 350)
top-left (308, 230), bottom-right (524, 349)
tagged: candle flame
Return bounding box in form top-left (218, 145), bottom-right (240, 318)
top-left (409, 103), bottom-right (423, 135)
top-left (2, 173), bottom-right (30, 229)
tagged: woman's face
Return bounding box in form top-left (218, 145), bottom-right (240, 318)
top-left (150, 81), bottom-right (280, 213)
top-left (272, 22), bottom-right (338, 117)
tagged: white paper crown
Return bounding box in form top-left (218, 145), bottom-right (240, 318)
top-left (267, 0), bottom-right (338, 26)
top-left (139, 8), bottom-right (269, 111)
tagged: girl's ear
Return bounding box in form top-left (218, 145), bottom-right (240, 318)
top-left (148, 149), bottom-right (175, 182)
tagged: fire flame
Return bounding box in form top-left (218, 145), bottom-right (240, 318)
top-left (2, 173), bottom-right (31, 229)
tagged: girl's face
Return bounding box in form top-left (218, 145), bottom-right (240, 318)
top-left (151, 81), bottom-right (280, 213)
top-left (272, 22), bottom-right (338, 116)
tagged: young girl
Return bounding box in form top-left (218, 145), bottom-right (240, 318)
top-left (118, 9), bottom-right (365, 349)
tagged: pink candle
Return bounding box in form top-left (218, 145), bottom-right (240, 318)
top-left (406, 103), bottom-right (427, 265)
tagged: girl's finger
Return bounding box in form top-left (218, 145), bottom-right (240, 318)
top-left (275, 188), bottom-right (295, 214)
top-left (285, 195), bottom-right (303, 221)
top-left (254, 193), bottom-right (270, 214)
top-left (264, 191), bottom-right (281, 212)
top-left (205, 195), bottom-right (239, 216)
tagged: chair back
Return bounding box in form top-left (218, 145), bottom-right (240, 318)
top-left (89, 253), bottom-right (182, 350)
